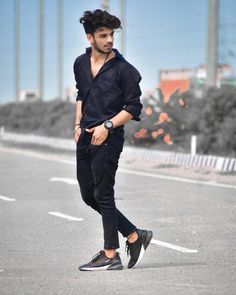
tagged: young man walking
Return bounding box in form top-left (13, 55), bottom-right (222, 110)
top-left (73, 9), bottom-right (153, 271)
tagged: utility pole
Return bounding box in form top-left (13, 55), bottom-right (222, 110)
top-left (38, 0), bottom-right (44, 100)
top-left (15, 0), bottom-right (20, 102)
top-left (101, 0), bottom-right (109, 11)
top-left (57, 0), bottom-right (63, 100)
top-left (120, 0), bottom-right (126, 57)
top-left (206, 0), bottom-right (218, 87)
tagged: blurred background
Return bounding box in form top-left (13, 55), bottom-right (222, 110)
top-left (0, 0), bottom-right (235, 157)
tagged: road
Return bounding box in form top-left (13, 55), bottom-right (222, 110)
top-left (0, 144), bottom-right (236, 295)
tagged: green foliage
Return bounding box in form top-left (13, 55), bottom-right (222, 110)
top-left (125, 86), bottom-right (236, 157)
top-left (0, 99), bottom-right (75, 138)
top-left (197, 86), bottom-right (236, 157)
top-left (0, 86), bottom-right (235, 157)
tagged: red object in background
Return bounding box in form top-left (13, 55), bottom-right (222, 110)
top-left (154, 112), bottom-right (172, 125)
top-left (145, 106), bottom-right (153, 116)
top-left (159, 79), bottom-right (189, 103)
top-left (151, 128), bottom-right (164, 139)
top-left (135, 128), bottom-right (148, 139)
top-left (164, 134), bottom-right (173, 145)
top-left (158, 68), bottom-right (194, 103)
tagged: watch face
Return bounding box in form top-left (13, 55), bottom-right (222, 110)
top-left (105, 120), bottom-right (113, 129)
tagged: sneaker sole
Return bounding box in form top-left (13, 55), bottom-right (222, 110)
top-left (79, 263), bottom-right (123, 271)
top-left (130, 230), bottom-right (153, 269)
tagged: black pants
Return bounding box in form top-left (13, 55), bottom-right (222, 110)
top-left (76, 132), bottom-right (136, 249)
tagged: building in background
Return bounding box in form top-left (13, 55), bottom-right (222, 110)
top-left (158, 68), bottom-right (195, 102)
top-left (19, 89), bottom-right (39, 102)
top-left (158, 64), bottom-right (236, 99)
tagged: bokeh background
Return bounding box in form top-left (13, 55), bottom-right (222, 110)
top-left (0, 0), bottom-right (235, 157)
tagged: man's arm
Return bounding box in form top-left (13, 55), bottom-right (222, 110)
top-left (110, 110), bottom-right (133, 127)
top-left (86, 64), bottom-right (142, 145)
top-left (73, 100), bottom-right (82, 142)
top-left (86, 110), bottom-right (133, 145)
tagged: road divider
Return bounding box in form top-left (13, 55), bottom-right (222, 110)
top-left (1, 131), bottom-right (236, 172)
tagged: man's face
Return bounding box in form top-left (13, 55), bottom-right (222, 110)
top-left (87, 27), bottom-right (114, 54)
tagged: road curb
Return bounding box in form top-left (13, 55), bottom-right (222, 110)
top-left (1, 131), bottom-right (235, 173)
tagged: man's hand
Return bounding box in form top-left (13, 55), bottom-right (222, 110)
top-left (86, 124), bottom-right (109, 145)
top-left (73, 127), bottom-right (81, 143)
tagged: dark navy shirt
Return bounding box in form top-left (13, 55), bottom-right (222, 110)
top-left (73, 47), bottom-right (143, 152)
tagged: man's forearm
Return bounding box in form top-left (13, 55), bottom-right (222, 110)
top-left (110, 110), bottom-right (133, 128)
top-left (74, 101), bottom-right (82, 125)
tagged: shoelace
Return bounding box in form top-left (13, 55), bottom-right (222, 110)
top-left (125, 240), bottom-right (130, 257)
top-left (91, 250), bottom-right (104, 262)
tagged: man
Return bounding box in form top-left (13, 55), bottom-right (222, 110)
top-left (73, 9), bottom-right (153, 271)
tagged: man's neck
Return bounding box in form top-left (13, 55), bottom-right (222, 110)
top-left (91, 49), bottom-right (108, 63)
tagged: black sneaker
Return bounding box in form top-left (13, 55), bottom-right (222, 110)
top-left (79, 250), bottom-right (123, 271)
top-left (125, 229), bottom-right (153, 269)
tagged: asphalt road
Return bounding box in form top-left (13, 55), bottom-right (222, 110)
top-left (0, 144), bottom-right (236, 295)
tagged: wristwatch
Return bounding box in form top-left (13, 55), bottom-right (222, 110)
top-left (104, 120), bottom-right (113, 131)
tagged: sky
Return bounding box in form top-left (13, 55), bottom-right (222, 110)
top-left (0, 0), bottom-right (236, 103)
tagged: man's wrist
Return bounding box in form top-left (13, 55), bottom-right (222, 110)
top-left (73, 126), bottom-right (81, 134)
top-left (103, 120), bottom-right (113, 131)
top-left (74, 123), bottom-right (80, 127)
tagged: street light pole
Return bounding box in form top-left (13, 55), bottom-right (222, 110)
top-left (120, 0), bottom-right (126, 57)
top-left (15, 0), bottom-right (20, 102)
top-left (206, 0), bottom-right (218, 87)
top-left (57, 0), bottom-right (63, 100)
top-left (38, 0), bottom-right (44, 100)
top-left (101, 0), bottom-right (109, 11)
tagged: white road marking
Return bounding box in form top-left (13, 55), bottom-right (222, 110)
top-left (48, 211), bottom-right (84, 221)
top-left (50, 177), bottom-right (77, 185)
top-left (1, 147), bottom-right (236, 189)
top-left (0, 148), bottom-right (201, 255)
top-left (49, 172), bottom-right (236, 191)
top-left (0, 195), bottom-right (16, 202)
top-left (151, 238), bottom-right (198, 253)
top-left (118, 168), bottom-right (236, 190)
top-left (0, 269), bottom-right (4, 272)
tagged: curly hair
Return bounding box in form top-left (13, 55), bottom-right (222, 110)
top-left (80, 9), bottom-right (122, 34)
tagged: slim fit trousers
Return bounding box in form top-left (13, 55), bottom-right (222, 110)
top-left (76, 132), bottom-right (137, 249)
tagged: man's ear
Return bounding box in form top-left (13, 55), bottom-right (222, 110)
top-left (86, 33), bottom-right (94, 45)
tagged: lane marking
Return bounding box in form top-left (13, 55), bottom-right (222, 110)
top-left (48, 211), bottom-right (84, 221)
top-left (50, 177), bottom-right (77, 185)
top-left (50, 169), bottom-right (236, 191)
top-left (0, 195), bottom-right (16, 202)
top-left (151, 238), bottom-right (198, 253)
top-left (118, 168), bottom-right (236, 190)
top-left (0, 269), bottom-right (4, 272)
top-left (1, 147), bottom-right (236, 190)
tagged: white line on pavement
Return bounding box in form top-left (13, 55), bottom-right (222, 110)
top-left (48, 211), bottom-right (84, 221)
top-left (50, 177), bottom-right (77, 185)
top-left (49, 171), bottom-right (236, 191)
top-left (0, 269), bottom-right (4, 272)
top-left (118, 168), bottom-right (236, 190)
top-left (0, 195), bottom-right (16, 202)
top-left (1, 146), bottom-right (236, 190)
top-left (151, 238), bottom-right (198, 253)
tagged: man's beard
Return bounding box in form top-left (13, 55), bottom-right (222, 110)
top-left (93, 39), bottom-right (112, 54)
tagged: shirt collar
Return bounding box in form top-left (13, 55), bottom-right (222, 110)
top-left (85, 47), bottom-right (124, 60)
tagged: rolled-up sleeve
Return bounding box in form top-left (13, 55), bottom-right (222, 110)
top-left (73, 59), bottom-right (84, 101)
top-left (75, 83), bottom-right (84, 102)
top-left (121, 66), bottom-right (143, 121)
